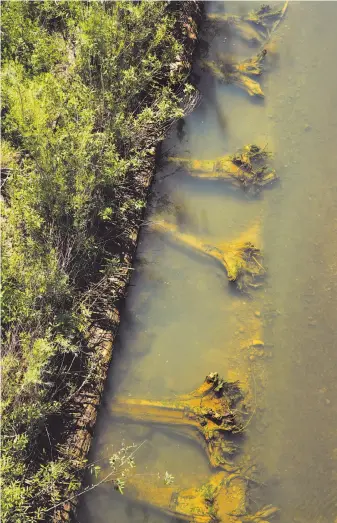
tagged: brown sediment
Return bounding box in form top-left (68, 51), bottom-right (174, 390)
top-left (111, 372), bottom-right (243, 470)
top-left (152, 220), bottom-right (265, 292)
top-left (169, 144), bottom-right (277, 191)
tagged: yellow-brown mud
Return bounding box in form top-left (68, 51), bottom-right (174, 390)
top-left (152, 219), bottom-right (265, 291)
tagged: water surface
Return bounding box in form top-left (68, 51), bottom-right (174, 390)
top-left (78, 3), bottom-right (337, 522)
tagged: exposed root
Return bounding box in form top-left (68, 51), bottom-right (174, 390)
top-left (169, 144), bottom-right (277, 192)
top-left (223, 242), bottom-right (265, 292)
top-left (111, 372), bottom-right (243, 470)
top-left (232, 50), bottom-right (267, 76)
top-left (227, 143), bottom-right (276, 189)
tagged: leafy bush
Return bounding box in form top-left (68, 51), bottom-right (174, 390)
top-left (1, 1), bottom-right (198, 520)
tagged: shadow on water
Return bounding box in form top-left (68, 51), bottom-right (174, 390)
top-left (170, 172), bottom-right (274, 202)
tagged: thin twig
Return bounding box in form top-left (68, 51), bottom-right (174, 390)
top-left (259, 0), bottom-right (289, 52)
top-left (44, 440), bottom-right (147, 514)
top-left (252, 255), bottom-right (266, 273)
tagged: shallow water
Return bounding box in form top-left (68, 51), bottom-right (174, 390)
top-left (78, 3), bottom-right (337, 522)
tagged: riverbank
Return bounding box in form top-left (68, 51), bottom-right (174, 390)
top-left (1, 3), bottom-right (202, 521)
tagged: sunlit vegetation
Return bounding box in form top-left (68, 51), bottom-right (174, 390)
top-left (0, 1), bottom-right (198, 520)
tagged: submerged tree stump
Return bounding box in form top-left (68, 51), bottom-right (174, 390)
top-left (123, 471), bottom-right (246, 523)
top-left (102, 468), bottom-right (278, 523)
top-left (201, 51), bottom-right (267, 98)
top-left (151, 220), bottom-right (265, 292)
top-left (203, 2), bottom-right (288, 97)
top-left (111, 373), bottom-right (242, 470)
top-left (207, 2), bottom-right (288, 44)
top-left (169, 144), bottom-right (277, 191)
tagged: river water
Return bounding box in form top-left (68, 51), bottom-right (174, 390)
top-left (78, 2), bottom-right (337, 522)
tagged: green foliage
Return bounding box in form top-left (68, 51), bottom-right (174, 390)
top-left (1, 1), bottom-right (197, 521)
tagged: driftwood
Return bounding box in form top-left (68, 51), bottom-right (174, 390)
top-left (111, 373), bottom-right (242, 470)
top-left (169, 144), bottom-right (277, 191)
top-left (152, 220), bottom-right (265, 292)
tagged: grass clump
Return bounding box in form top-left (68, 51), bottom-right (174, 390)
top-left (0, 1), bottom-right (199, 521)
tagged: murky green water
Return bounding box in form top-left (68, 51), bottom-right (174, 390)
top-left (78, 3), bottom-right (337, 522)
